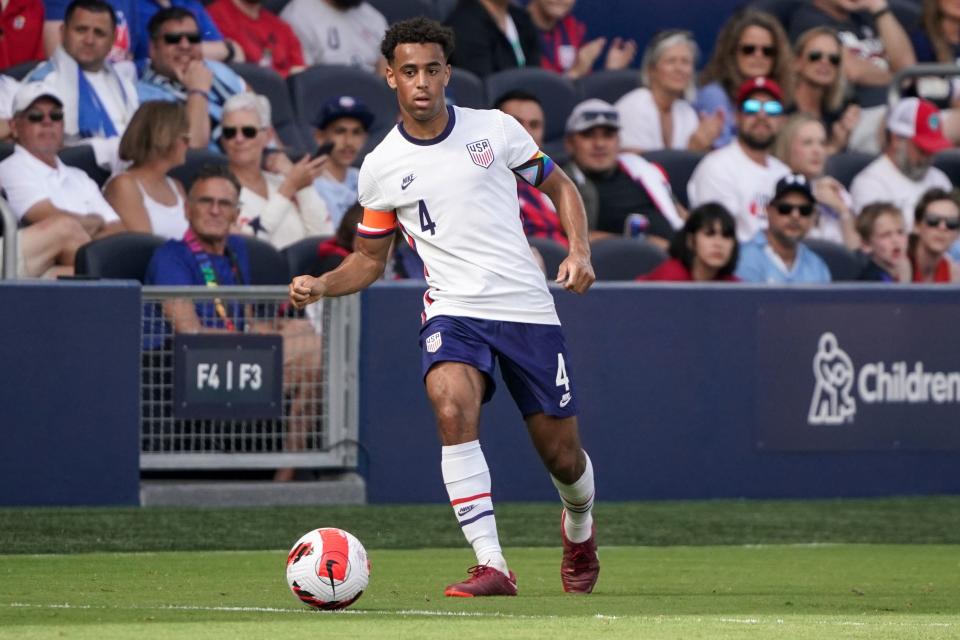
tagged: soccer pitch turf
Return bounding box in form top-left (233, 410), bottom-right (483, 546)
top-left (1, 500), bottom-right (959, 639)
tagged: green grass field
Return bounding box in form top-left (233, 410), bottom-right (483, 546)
top-left (2, 499), bottom-right (959, 639)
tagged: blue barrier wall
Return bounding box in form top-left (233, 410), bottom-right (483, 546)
top-left (359, 282), bottom-right (960, 504)
top-left (0, 281), bottom-right (141, 506)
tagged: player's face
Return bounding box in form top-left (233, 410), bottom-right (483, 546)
top-left (567, 126), bottom-right (619, 173)
top-left (315, 117), bottom-right (368, 170)
top-left (63, 8), bottom-right (115, 72)
top-left (149, 17), bottom-right (202, 78)
top-left (788, 120), bottom-right (827, 178)
top-left (187, 177), bottom-right (240, 245)
top-left (767, 193), bottom-right (815, 246)
top-left (691, 220), bottom-right (735, 274)
top-left (499, 99), bottom-right (545, 147)
top-left (385, 43), bottom-right (450, 124)
top-left (865, 212), bottom-right (907, 270)
top-left (13, 98), bottom-right (65, 158)
top-left (917, 198), bottom-right (960, 255)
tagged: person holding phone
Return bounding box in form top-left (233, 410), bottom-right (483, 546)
top-left (311, 95), bottom-right (374, 227)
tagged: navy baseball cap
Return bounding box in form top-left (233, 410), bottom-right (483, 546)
top-left (773, 173), bottom-right (815, 203)
top-left (315, 95), bottom-right (375, 130)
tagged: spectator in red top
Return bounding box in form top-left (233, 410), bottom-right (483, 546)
top-left (910, 187), bottom-right (960, 282)
top-left (526, 0), bottom-right (635, 79)
top-left (639, 202), bottom-right (740, 282)
top-left (0, 0), bottom-right (45, 69)
top-left (206, 0), bottom-right (305, 77)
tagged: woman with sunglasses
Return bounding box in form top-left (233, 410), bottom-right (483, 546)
top-left (104, 101), bottom-right (190, 239)
top-left (909, 187), bottom-right (960, 282)
top-left (221, 93), bottom-right (332, 249)
top-left (790, 27), bottom-right (860, 154)
top-left (694, 9), bottom-right (793, 148)
top-left (638, 203), bottom-right (739, 281)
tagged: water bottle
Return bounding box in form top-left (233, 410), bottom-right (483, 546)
top-left (624, 213), bottom-right (648, 239)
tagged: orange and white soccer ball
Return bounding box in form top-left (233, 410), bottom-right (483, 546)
top-left (285, 528), bottom-right (370, 610)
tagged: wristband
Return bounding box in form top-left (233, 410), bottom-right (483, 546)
top-left (187, 88), bottom-right (208, 99)
top-left (872, 6), bottom-right (891, 19)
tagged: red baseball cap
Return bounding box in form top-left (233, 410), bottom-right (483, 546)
top-left (886, 97), bottom-right (952, 154)
top-left (735, 77), bottom-right (784, 105)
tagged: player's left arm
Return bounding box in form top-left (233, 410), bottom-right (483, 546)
top-left (536, 166), bottom-right (595, 294)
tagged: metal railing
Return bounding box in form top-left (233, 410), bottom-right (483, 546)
top-left (140, 286), bottom-right (360, 471)
top-left (889, 62), bottom-right (960, 106)
top-left (0, 197), bottom-right (18, 280)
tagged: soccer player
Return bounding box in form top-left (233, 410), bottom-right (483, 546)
top-left (289, 17), bottom-right (599, 597)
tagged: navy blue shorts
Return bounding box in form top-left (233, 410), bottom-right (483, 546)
top-left (419, 315), bottom-right (578, 418)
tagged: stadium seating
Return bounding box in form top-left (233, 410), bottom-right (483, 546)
top-left (823, 151), bottom-right (875, 189)
top-left (229, 63), bottom-right (307, 155)
top-left (485, 68), bottom-right (578, 145)
top-left (575, 70), bottom-right (641, 105)
top-left (527, 236), bottom-right (568, 280)
top-left (802, 238), bottom-right (866, 282)
top-left (0, 142), bottom-right (13, 163)
top-left (0, 61), bottom-right (37, 80)
top-left (447, 67), bottom-right (486, 109)
top-left (281, 235), bottom-right (342, 278)
top-left (368, 0), bottom-right (441, 22)
top-left (75, 233), bottom-right (166, 282)
top-left (641, 149), bottom-right (705, 208)
top-left (933, 149), bottom-right (960, 186)
top-left (590, 237), bottom-right (667, 280)
top-left (240, 235), bottom-right (292, 284)
top-left (59, 145), bottom-right (110, 188)
top-left (168, 149), bottom-right (230, 192)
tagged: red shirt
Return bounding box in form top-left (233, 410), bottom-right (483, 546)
top-left (207, 0), bottom-right (304, 78)
top-left (537, 14), bottom-right (586, 74)
top-left (637, 258), bottom-right (739, 282)
top-left (0, 0), bottom-right (44, 70)
top-left (912, 256), bottom-right (952, 283)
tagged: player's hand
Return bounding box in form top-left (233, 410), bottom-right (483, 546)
top-left (289, 274), bottom-right (324, 309)
top-left (556, 251), bottom-right (595, 294)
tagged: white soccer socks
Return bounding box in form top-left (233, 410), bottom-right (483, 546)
top-left (552, 450), bottom-right (595, 543)
top-left (441, 440), bottom-right (509, 575)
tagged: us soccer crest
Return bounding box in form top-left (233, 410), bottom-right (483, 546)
top-left (466, 139), bottom-right (494, 168)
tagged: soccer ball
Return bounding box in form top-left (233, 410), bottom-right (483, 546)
top-left (285, 528), bottom-right (370, 610)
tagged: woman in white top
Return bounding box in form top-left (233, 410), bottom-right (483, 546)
top-left (103, 101), bottom-right (189, 239)
top-left (221, 93), bottom-right (332, 249)
top-left (615, 30), bottom-right (723, 153)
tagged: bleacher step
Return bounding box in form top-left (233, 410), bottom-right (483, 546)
top-left (139, 474), bottom-right (366, 507)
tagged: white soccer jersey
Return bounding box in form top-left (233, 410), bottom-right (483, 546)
top-left (358, 105), bottom-right (560, 325)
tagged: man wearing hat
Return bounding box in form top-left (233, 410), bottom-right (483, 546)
top-left (312, 95), bottom-right (374, 227)
top-left (688, 76), bottom-right (790, 243)
top-left (850, 97), bottom-right (953, 230)
top-left (736, 173), bottom-right (831, 284)
top-left (560, 97), bottom-right (683, 249)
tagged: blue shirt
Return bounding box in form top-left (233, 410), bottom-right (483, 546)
top-left (735, 233), bottom-right (832, 284)
top-left (692, 82), bottom-right (735, 149)
top-left (133, 0), bottom-right (223, 64)
top-left (313, 167), bottom-right (359, 227)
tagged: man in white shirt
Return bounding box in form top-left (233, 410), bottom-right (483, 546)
top-left (280, 0), bottom-right (387, 74)
top-left (850, 97), bottom-right (953, 230)
top-left (687, 77), bottom-right (790, 242)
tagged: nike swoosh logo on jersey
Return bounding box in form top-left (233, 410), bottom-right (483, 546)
top-left (401, 173), bottom-right (416, 190)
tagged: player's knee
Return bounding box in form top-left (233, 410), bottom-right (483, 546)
top-left (543, 445), bottom-right (582, 484)
top-left (433, 399), bottom-right (476, 434)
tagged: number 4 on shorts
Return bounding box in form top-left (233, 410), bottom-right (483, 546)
top-left (556, 353), bottom-right (570, 391)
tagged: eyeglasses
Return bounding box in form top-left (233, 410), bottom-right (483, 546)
top-left (774, 202), bottom-right (815, 217)
top-left (923, 214), bottom-right (960, 230)
top-left (739, 44), bottom-right (775, 58)
top-left (221, 126), bottom-right (263, 140)
top-left (161, 31), bottom-right (201, 45)
top-left (807, 50), bottom-right (841, 66)
top-left (193, 196), bottom-right (238, 210)
top-left (740, 98), bottom-right (784, 116)
top-left (25, 110), bottom-right (64, 123)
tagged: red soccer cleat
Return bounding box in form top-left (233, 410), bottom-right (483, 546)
top-left (444, 565), bottom-right (518, 597)
top-left (560, 511), bottom-right (600, 593)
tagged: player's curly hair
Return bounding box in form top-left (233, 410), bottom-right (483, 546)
top-left (380, 17), bottom-right (455, 64)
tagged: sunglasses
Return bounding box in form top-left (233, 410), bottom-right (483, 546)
top-left (923, 214), bottom-right (960, 230)
top-left (774, 202), bottom-right (815, 217)
top-left (701, 227), bottom-right (735, 238)
top-left (161, 31), bottom-right (201, 45)
top-left (740, 98), bottom-right (784, 116)
top-left (739, 44), bottom-right (775, 58)
top-left (579, 110), bottom-right (619, 124)
top-left (25, 110), bottom-right (64, 123)
top-left (807, 50), bottom-right (841, 66)
top-left (221, 126), bottom-right (263, 140)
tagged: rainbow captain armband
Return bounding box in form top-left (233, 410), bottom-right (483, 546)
top-left (357, 208), bottom-right (398, 239)
top-left (512, 151), bottom-right (555, 187)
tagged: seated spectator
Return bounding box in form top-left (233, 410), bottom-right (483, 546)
top-left (495, 89), bottom-right (567, 247)
top-left (42, 0), bottom-right (138, 66)
top-left (311, 96), bottom-right (372, 227)
top-left (444, 0), bottom-right (539, 78)
top-left (850, 98), bottom-right (952, 229)
top-left (137, 7), bottom-right (246, 150)
top-left (790, 26), bottom-right (860, 153)
top-left (526, 0), bottom-right (635, 78)
top-left (134, 0), bottom-right (231, 64)
top-left (281, 0), bottom-right (387, 74)
top-left (639, 203), bottom-right (739, 282)
top-left (856, 201), bottom-right (910, 281)
top-left (909, 187), bottom-right (960, 282)
top-left (207, 0), bottom-right (305, 77)
top-left (694, 9), bottom-right (793, 148)
top-left (27, 0), bottom-right (140, 169)
top-left (688, 77), bottom-right (790, 243)
top-left (912, 0), bottom-right (960, 68)
top-left (616, 30), bottom-right (722, 153)
top-left (143, 164), bottom-right (322, 481)
top-left (785, 0), bottom-right (916, 88)
top-left (1, 0), bottom-right (44, 70)
top-left (561, 99), bottom-right (684, 250)
top-left (221, 93), bottom-right (332, 249)
top-left (773, 113), bottom-right (858, 249)
top-left (0, 76), bottom-right (21, 141)
top-left (0, 216), bottom-right (91, 278)
top-left (103, 101), bottom-right (189, 237)
top-left (736, 173), bottom-right (832, 283)
top-left (0, 83), bottom-right (123, 239)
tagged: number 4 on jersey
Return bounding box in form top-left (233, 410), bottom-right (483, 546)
top-left (418, 200), bottom-right (436, 236)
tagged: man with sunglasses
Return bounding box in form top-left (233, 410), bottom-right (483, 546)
top-left (137, 6), bottom-right (246, 151)
top-left (735, 173), bottom-right (831, 283)
top-left (688, 77), bottom-right (790, 243)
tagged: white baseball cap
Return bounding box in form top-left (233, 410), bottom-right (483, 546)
top-left (12, 82), bottom-right (64, 115)
top-left (565, 99), bottom-right (620, 135)
top-left (886, 97), bottom-right (952, 154)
